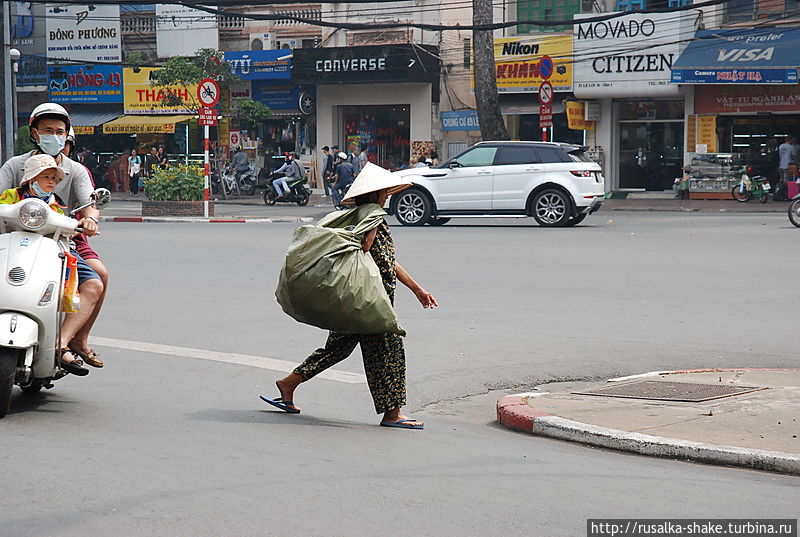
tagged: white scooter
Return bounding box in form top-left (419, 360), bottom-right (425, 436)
top-left (0, 188), bottom-right (109, 418)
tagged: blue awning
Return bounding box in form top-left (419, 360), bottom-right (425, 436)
top-left (671, 27), bottom-right (800, 84)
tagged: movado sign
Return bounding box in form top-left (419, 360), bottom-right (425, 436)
top-left (292, 44), bottom-right (439, 85)
top-left (573, 11), bottom-right (698, 98)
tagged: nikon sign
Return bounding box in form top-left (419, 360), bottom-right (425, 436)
top-left (572, 11), bottom-right (697, 98)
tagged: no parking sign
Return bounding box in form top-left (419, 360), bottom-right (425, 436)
top-left (229, 132), bottom-right (240, 147)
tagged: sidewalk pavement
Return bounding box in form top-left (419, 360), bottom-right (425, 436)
top-left (497, 369), bottom-right (800, 475)
top-left (600, 199), bottom-right (794, 213)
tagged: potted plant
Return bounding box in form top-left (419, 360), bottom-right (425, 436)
top-left (142, 164), bottom-right (213, 216)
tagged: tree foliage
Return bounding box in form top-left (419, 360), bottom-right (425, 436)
top-left (150, 49), bottom-right (239, 109)
top-left (232, 99), bottom-right (272, 123)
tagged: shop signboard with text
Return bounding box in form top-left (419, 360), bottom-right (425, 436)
top-left (123, 67), bottom-right (198, 114)
top-left (252, 81), bottom-right (301, 110)
top-left (440, 110), bottom-right (480, 131)
top-left (45, 3), bottom-right (121, 63)
top-left (224, 50), bottom-right (291, 80)
top-left (12, 2), bottom-right (47, 86)
top-left (491, 33), bottom-right (572, 93)
top-left (695, 85), bottom-right (800, 114)
top-left (48, 65), bottom-right (123, 103)
top-left (292, 44), bottom-right (440, 85)
top-left (671, 28), bottom-right (800, 84)
top-left (566, 101), bottom-right (595, 130)
top-left (573, 11), bottom-right (697, 98)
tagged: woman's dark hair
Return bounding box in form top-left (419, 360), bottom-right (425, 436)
top-left (355, 191), bottom-right (381, 206)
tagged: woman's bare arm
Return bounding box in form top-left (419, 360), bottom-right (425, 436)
top-left (396, 262), bottom-right (438, 309)
top-left (362, 228), bottom-right (378, 252)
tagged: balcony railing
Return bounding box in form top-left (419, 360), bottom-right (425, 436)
top-left (273, 9), bottom-right (322, 26)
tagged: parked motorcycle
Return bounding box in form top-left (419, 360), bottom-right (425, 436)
top-left (221, 165), bottom-right (257, 197)
top-left (263, 173), bottom-right (311, 207)
top-left (732, 168), bottom-right (770, 203)
top-left (0, 188), bottom-right (109, 418)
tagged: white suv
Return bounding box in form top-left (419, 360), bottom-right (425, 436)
top-left (389, 141), bottom-right (605, 227)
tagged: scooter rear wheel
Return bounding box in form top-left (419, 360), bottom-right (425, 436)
top-left (264, 189), bottom-right (277, 206)
top-left (0, 349), bottom-right (20, 418)
top-left (296, 190), bottom-right (310, 206)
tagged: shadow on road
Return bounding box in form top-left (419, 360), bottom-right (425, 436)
top-left (8, 390), bottom-right (68, 415)
top-left (186, 408), bottom-right (353, 429)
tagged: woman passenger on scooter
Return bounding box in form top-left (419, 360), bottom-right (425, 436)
top-left (0, 155), bottom-right (101, 376)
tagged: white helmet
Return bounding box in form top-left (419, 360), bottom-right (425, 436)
top-left (29, 102), bottom-right (71, 130)
top-left (337, 152), bottom-right (347, 160)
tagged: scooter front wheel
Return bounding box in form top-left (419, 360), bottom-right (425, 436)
top-left (0, 349), bottom-right (20, 418)
top-left (788, 199), bottom-right (800, 228)
top-left (241, 178), bottom-right (256, 196)
top-left (731, 186), bottom-right (751, 202)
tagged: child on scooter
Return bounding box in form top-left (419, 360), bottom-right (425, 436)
top-left (0, 154), bottom-right (100, 376)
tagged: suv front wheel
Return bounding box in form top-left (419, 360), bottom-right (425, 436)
top-left (393, 188), bottom-right (432, 226)
top-left (531, 189), bottom-right (572, 227)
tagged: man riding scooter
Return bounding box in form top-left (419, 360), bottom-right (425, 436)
top-left (271, 153), bottom-right (303, 199)
top-left (0, 103), bottom-right (107, 369)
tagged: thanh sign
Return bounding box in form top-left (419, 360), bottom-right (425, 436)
top-left (492, 33), bottom-right (572, 93)
top-left (45, 3), bottom-right (121, 63)
top-left (573, 11), bottom-right (697, 98)
top-left (123, 67), bottom-right (198, 115)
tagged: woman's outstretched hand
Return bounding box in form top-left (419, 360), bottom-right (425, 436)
top-left (414, 287), bottom-right (439, 309)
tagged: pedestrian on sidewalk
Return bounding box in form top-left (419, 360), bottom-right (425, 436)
top-left (128, 148), bottom-right (142, 195)
top-left (263, 163), bottom-right (439, 429)
top-left (331, 151), bottom-right (355, 208)
top-left (778, 136), bottom-right (798, 184)
top-left (321, 146), bottom-right (333, 197)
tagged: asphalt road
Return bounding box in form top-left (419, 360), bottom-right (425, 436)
top-left (3, 212), bottom-right (798, 537)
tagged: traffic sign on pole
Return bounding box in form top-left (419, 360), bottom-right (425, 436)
top-left (198, 107), bottom-right (218, 126)
top-left (197, 78), bottom-right (221, 108)
top-left (538, 81), bottom-right (554, 105)
top-left (539, 55), bottom-right (554, 80)
top-left (539, 104), bottom-right (553, 129)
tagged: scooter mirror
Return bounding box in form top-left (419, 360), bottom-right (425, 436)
top-left (93, 188), bottom-right (111, 208)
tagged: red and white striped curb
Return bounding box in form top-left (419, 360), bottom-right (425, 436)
top-left (497, 369), bottom-right (800, 475)
top-left (100, 216), bottom-right (314, 224)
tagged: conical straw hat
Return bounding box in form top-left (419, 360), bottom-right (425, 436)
top-left (341, 162), bottom-right (412, 203)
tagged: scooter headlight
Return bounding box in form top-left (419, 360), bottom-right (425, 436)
top-left (18, 200), bottom-right (49, 229)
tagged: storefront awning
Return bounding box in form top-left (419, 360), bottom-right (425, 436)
top-left (70, 110), bottom-right (121, 135)
top-left (671, 27), bottom-right (800, 84)
top-left (102, 114), bottom-right (194, 135)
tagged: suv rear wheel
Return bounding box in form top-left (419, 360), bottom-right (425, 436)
top-left (393, 188), bottom-right (432, 226)
top-left (531, 189), bottom-right (571, 227)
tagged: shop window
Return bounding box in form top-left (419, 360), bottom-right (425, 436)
top-left (618, 100), bottom-right (684, 121)
top-left (516, 0), bottom-right (582, 33)
top-left (496, 146), bottom-right (541, 165)
top-left (341, 105), bottom-right (410, 170)
top-left (454, 146), bottom-right (498, 167)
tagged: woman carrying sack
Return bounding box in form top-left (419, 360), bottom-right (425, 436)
top-left (263, 163), bottom-right (438, 429)
top-left (128, 148), bottom-right (142, 196)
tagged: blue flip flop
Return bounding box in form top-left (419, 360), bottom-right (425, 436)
top-left (380, 419), bottom-right (423, 430)
top-left (259, 395), bottom-right (300, 414)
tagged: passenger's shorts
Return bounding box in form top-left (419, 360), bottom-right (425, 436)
top-left (72, 232), bottom-right (100, 261)
top-left (71, 248), bottom-right (101, 285)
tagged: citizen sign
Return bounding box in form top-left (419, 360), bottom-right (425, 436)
top-left (315, 58), bottom-right (387, 73)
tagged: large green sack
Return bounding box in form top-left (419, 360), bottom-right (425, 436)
top-left (275, 204), bottom-right (406, 336)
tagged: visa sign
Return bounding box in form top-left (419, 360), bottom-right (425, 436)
top-left (717, 47), bottom-right (774, 62)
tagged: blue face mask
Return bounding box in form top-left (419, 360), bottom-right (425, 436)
top-left (37, 134), bottom-right (66, 157)
top-left (30, 180), bottom-right (52, 199)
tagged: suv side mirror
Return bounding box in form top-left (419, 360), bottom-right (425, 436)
top-left (449, 160), bottom-right (462, 169)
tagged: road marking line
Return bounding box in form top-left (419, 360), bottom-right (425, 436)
top-left (89, 336), bottom-right (366, 384)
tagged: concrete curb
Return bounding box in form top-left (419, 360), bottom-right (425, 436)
top-left (496, 369), bottom-right (800, 475)
top-left (100, 216), bottom-right (314, 224)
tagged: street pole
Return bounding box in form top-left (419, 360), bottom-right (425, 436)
top-left (203, 125), bottom-right (210, 217)
top-left (472, 0), bottom-right (508, 141)
top-left (11, 50), bottom-right (19, 144)
top-left (2, 2), bottom-right (14, 160)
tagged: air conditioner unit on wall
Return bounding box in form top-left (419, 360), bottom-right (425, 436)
top-left (276, 37), bottom-right (299, 50)
top-left (250, 33), bottom-right (275, 51)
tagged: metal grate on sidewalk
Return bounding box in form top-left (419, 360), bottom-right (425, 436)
top-left (572, 380), bottom-right (768, 402)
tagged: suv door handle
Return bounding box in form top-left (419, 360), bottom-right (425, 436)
top-left (476, 171), bottom-right (492, 175)
top-left (525, 166), bottom-right (543, 172)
